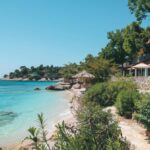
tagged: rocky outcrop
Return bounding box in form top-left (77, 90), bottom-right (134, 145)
top-left (72, 83), bottom-right (81, 89)
top-left (46, 83), bottom-right (71, 91)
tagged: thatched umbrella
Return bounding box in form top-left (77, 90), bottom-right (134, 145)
top-left (73, 71), bottom-right (95, 87)
top-left (73, 70), bottom-right (95, 79)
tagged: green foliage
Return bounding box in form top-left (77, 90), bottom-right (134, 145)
top-left (4, 65), bottom-right (62, 80)
top-left (59, 63), bottom-right (81, 80)
top-left (111, 79), bottom-right (137, 92)
top-left (5, 23), bottom-right (150, 81)
top-left (84, 79), bottom-right (137, 107)
top-left (84, 83), bottom-right (116, 107)
top-left (25, 104), bottom-right (130, 150)
top-left (128, 0), bottom-right (150, 22)
top-left (25, 113), bottom-right (51, 150)
top-left (116, 89), bottom-right (140, 119)
top-left (25, 127), bottom-right (40, 149)
top-left (123, 22), bottom-right (150, 57)
top-left (81, 55), bottom-right (118, 82)
top-left (54, 102), bottom-right (129, 150)
top-left (135, 95), bottom-right (150, 131)
top-left (100, 22), bottom-right (150, 70)
top-left (53, 121), bottom-right (80, 150)
top-left (3, 74), bottom-right (8, 78)
top-left (100, 29), bottom-right (127, 69)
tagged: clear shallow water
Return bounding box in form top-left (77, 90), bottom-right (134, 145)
top-left (0, 80), bottom-right (69, 146)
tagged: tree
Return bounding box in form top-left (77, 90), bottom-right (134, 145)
top-left (20, 66), bottom-right (29, 77)
top-left (141, 26), bottom-right (150, 54)
top-left (128, 0), bottom-right (150, 23)
top-left (123, 22), bottom-right (150, 61)
top-left (60, 63), bottom-right (80, 81)
top-left (123, 22), bottom-right (144, 56)
top-left (9, 72), bottom-right (15, 79)
top-left (82, 55), bottom-right (118, 81)
top-left (3, 74), bottom-right (8, 78)
top-left (100, 29), bottom-right (127, 73)
top-left (14, 69), bottom-right (21, 78)
top-left (100, 22), bottom-right (150, 71)
top-left (5, 65), bottom-right (62, 80)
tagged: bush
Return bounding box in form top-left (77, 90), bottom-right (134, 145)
top-left (54, 102), bottom-right (130, 150)
top-left (140, 102), bottom-right (150, 131)
top-left (84, 80), bottom-right (137, 107)
top-left (116, 89), bottom-right (140, 119)
top-left (135, 95), bottom-right (150, 131)
top-left (84, 83), bottom-right (115, 107)
top-left (25, 113), bottom-right (51, 150)
top-left (25, 104), bottom-right (130, 150)
top-left (111, 79), bottom-right (137, 92)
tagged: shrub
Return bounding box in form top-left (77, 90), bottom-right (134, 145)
top-left (116, 89), bottom-right (140, 119)
top-left (84, 80), bottom-right (137, 107)
top-left (135, 95), bottom-right (150, 131)
top-left (25, 113), bottom-right (51, 150)
top-left (25, 104), bottom-right (130, 150)
top-left (139, 101), bottom-right (150, 131)
top-left (54, 102), bottom-right (130, 150)
top-left (84, 83), bottom-right (115, 106)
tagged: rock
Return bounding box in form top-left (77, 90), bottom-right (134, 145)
top-left (38, 78), bottom-right (47, 81)
top-left (61, 84), bottom-right (71, 89)
top-left (59, 82), bottom-right (70, 85)
top-left (46, 83), bottom-right (71, 91)
top-left (45, 85), bottom-right (64, 91)
top-left (72, 83), bottom-right (81, 89)
top-left (0, 147), bottom-right (2, 150)
top-left (34, 87), bottom-right (41, 91)
top-left (23, 78), bottom-right (29, 81)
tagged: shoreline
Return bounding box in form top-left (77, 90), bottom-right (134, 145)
top-left (1, 89), bottom-right (80, 150)
top-left (0, 78), bottom-right (63, 82)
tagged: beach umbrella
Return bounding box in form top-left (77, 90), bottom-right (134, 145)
top-left (132, 63), bottom-right (150, 69)
top-left (73, 70), bottom-right (95, 79)
top-left (73, 70), bottom-right (95, 86)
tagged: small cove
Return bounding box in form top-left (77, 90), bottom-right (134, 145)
top-left (0, 80), bottom-right (69, 146)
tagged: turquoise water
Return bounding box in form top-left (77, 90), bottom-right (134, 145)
top-left (0, 80), bottom-right (69, 146)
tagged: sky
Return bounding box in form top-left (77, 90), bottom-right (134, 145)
top-left (0, 0), bottom-right (149, 76)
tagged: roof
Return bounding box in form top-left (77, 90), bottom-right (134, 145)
top-left (132, 63), bottom-right (150, 69)
top-left (147, 39), bottom-right (150, 44)
top-left (73, 70), bottom-right (95, 79)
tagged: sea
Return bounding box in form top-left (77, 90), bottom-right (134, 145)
top-left (0, 80), bottom-right (70, 146)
